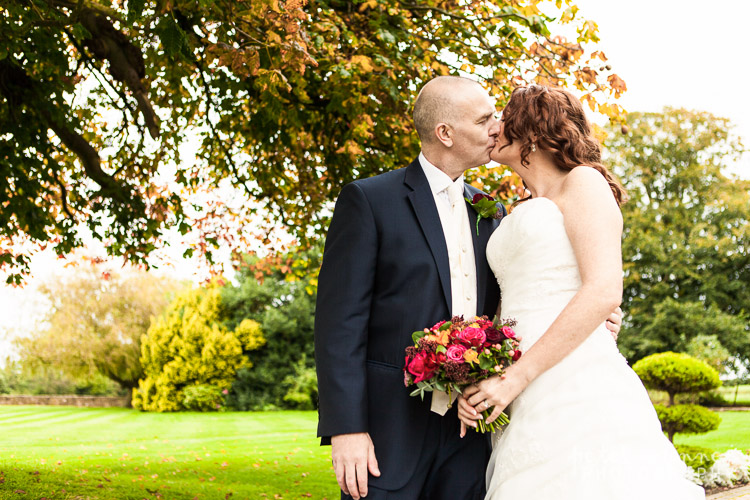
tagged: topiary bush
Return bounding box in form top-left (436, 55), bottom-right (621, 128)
top-left (633, 352), bottom-right (721, 406)
top-left (654, 404), bottom-right (721, 442)
top-left (633, 352), bottom-right (722, 442)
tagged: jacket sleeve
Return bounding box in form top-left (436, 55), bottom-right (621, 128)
top-left (314, 182), bottom-right (378, 440)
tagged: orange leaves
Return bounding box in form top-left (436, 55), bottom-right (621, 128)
top-left (206, 45), bottom-right (261, 78)
top-left (607, 74), bottom-right (627, 98)
top-left (335, 140), bottom-right (365, 156)
top-left (350, 55), bottom-right (374, 73)
top-left (359, 0), bottom-right (379, 11)
top-left (577, 66), bottom-right (598, 85)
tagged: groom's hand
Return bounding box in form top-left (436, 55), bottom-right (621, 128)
top-left (331, 432), bottom-right (380, 499)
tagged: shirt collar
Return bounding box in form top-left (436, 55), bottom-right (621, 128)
top-left (419, 151), bottom-right (464, 196)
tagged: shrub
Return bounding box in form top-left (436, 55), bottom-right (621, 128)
top-left (633, 352), bottom-right (721, 406)
top-left (654, 404), bottom-right (721, 442)
top-left (634, 352), bottom-right (722, 442)
top-left (222, 249), bottom-right (318, 411)
top-left (282, 357), bottom-right (318, 410)
top-left (675, 445), bottom-right (717, 473)
top-left (182, 384), bottom-right (225, 412)
top-left (132, 284), bottom-right (265, 412)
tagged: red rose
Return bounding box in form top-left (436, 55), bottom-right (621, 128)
top-left (477, 318), bottom-right (494, 329)
top-left (512, 349), bottom-right (522, 361)
top-left (457, 327), bottom-right (486, 347)
top-left (486, 327), bottom-right (504, 343)
top-left (431, 320), bottom-right (447, 332)
top-left (472, 193), bottom-right (494, 204)
top-left (406, 352), bottom-right (438, 383)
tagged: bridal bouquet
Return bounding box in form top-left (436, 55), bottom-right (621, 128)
top-left (403, 315), bottom-right (521, 433)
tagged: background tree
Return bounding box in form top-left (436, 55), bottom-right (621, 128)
top-left (15, 264), bottom-right (182, 401)
top-left (0, 357), bottom-right (119, 396)
top-left (133, 283), bottom-right (265, 412)
top-left (605, 108), bottom-right (750, 366)
top-left (1, 0), bottom-right (626, 283)
top-left (221, 245), bottom-right (320, 410)
top-left (686, 335), bottom-right (732, 376)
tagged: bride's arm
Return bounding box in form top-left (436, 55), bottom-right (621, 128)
top-left (466, 167), bottom-right (623, 423)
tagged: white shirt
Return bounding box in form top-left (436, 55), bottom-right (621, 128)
top-left (419, 152), bottom-right (478, 319)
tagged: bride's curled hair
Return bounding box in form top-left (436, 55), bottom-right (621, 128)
top-left (500, 85), bottom-right (627, 206)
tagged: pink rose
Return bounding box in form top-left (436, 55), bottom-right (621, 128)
top-left (457, 327), bottom-right (486, 347)
top-left (446, 345), bottom-right (467, 363)
top-left (502, 326), bottom-right (516, 339)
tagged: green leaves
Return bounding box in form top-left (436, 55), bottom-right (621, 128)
top-left (605, 108), bottom-right (750, 368)
top-left (2, 0), bottom-right (627, 283)
top-left (156, 16), bottom-right (189, 59)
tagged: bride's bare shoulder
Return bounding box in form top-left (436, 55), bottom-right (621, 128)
top-left (558, 166), bottom-right (621, 219)
top-left (563, 166), bottom-right (610, 190)
top-left (561, 166), bottom-right (614, 199)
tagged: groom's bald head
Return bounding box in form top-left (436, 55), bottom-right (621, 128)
top-left (413, 76), bottom-right (486, 144)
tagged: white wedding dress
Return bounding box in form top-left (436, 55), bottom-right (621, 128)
top-left (484, 197), bottom-right (704, 499)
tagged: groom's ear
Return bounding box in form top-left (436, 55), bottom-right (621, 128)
top-left (435, 123), bottom-right (454, 148)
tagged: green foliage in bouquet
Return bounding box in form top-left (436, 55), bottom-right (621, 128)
top-left (132, 284), bottom-right (264, 412)
top-left (655, 404), bottom-right (721, 443)
top-left (634, 352), bottom-right (722, 442)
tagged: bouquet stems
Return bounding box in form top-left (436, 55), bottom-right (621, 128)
top-left (476, 409), bottom-right (510, 433)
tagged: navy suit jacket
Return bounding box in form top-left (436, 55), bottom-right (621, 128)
top-left (314, 157), bottom-right (506, 490)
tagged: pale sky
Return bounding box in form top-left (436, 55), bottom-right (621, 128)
top-left (573, 0), bottom-right (750, 177)
top-left (1, 1), bottom-right (748, 359)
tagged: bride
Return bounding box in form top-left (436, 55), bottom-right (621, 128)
top-left (457, 85), bottom-right (704, 499)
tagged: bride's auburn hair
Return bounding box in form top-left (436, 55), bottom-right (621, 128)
top-left (500, 85), bottom-right (627, 206)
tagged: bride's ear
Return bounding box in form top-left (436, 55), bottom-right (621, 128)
top-left (435, 123), bottom-right (454, 148)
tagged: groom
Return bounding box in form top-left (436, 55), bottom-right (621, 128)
top-left (314, 77), bottom-right (617, 499)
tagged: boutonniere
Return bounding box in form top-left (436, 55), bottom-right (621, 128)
top-left (466, 193), bottom-right (502, 235)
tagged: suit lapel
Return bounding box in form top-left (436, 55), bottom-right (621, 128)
top-left (405, 160), bottom-right (452, 312)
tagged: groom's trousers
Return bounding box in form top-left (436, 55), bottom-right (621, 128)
top-left (341, 405), bottom-right (491, 500)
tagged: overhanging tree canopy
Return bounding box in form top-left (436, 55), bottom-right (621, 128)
top-left (1, 0), bottom-right (626, 283)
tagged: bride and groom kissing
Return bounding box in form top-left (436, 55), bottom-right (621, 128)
top-left (314, 77), bottom-right (704, 500)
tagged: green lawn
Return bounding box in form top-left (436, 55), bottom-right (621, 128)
top-left (674, 411), bottom-right (750, 452)
top-left (718, 384), bottom-right (750, 406)
top-left (1, 406), bottom-right (748, 500)
top-left (0, 406), bottom-right (339, 500)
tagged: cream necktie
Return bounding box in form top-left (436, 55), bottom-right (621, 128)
top-left (447, 181), bottom-right (465, 220)
top-left (430, 181), bottom-right (465, 416)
